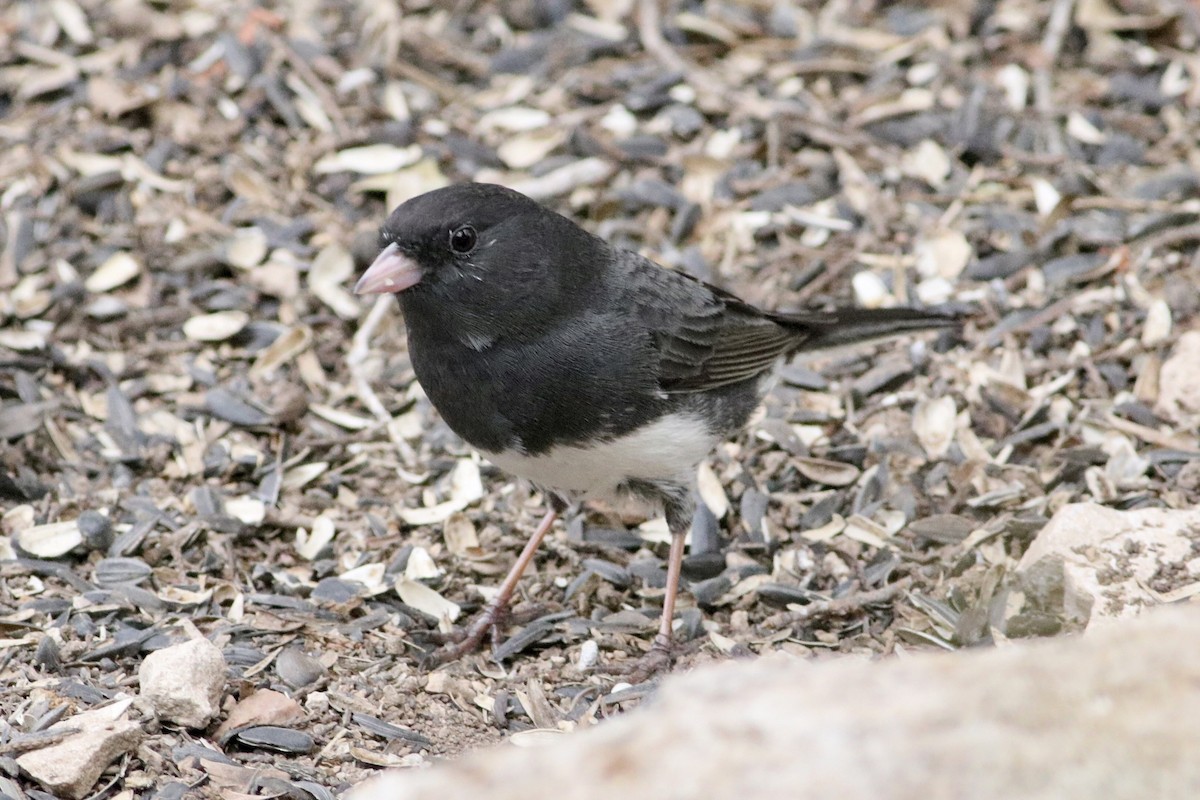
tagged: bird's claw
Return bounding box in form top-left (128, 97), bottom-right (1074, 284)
top-left (421, 602), bottom-right (511, 667)
top-left (619, 634), bottom-right (676, 683)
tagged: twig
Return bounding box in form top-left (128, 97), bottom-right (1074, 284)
top-left (1130, 221), bottom-right (1200, 253)
top-left (1032, 0), bottom-right (1076, 156)
top-left (348, 295), bottom-right (419, 467)
top-left (313, 726), bottom-right (349, 765)
top-left (759, 576), bottom-right (914, 631)
top-left (637, 0), bottom-right (688, 75)
top-left (1040, 0), bottom-right (1076, 63)
top-left (348, 295), bottom-right (396, 424)
top-left (263, 508), bottom-right (318, 530)
top-left (635, 0), bottom-right (722, 96)
top-left (1100, 412), bottom-right (1199, 453)
top-left (0, 727), bottom-right (81, 755)
top-left (269, 31), bottom-right (349, 137)
top-left (976, 295), bottom-right (1074, 350)
top-left (793, 251), bottom-right (856, 303)
top-left (391, 59), bottom-right (461, 104)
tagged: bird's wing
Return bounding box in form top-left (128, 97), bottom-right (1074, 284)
top-left (653, 297), bottom-right (806, 392)
top-left (612, 252), bottom-right (809, 393)
top-left (611, 251), bottom-right (958, 394)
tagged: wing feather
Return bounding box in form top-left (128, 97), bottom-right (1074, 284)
top-left (607, 250), bottom-right (955, 394)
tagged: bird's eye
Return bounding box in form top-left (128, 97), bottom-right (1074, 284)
top-left (449, 225), bottom-right (477, 254)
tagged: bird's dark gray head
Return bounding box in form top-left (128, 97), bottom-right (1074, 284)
top-left (355, 183), bottom-right (603, 346)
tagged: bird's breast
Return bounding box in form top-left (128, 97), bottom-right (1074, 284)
top-left (479, 412), bottom-right (716, 500)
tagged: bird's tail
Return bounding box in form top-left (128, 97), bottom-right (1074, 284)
top-left (772, 306), bottom-right (961, 353)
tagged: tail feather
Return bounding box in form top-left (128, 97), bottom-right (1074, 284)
top-left (775, 307), bottom-right (961, 353)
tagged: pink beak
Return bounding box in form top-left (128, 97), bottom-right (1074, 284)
top-left (354, 243), bottom-right (423, 294)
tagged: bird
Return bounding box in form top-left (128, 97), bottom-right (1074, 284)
top-left (355, 182), bottom-right (957, 676)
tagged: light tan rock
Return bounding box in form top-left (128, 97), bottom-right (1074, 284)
top-left (16, 699), bottom-right (141, 800)
top-left (1007, 502), bottom-right (1200, 632)
top-left (138, 637), bottom-right (227, 728)
top-left (351, 605), bottom-right (1200, 800)
top-left (1155, 329), bottom-right (1200, 426)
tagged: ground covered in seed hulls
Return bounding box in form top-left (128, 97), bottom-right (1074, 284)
top-left (2, 0), bottom-right (1199, 797)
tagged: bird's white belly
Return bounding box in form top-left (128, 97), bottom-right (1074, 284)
top-left (480, 413), bottom-right (714, 499)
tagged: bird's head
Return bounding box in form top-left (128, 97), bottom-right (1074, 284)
top-left (354, 184), bottom-right (602, 345)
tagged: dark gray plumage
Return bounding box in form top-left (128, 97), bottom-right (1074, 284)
top-left (355, 182), bottom-right (957, 672)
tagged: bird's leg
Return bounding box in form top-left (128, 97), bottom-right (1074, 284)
top-left (430, 502), bottom-right (561, 665)
top-left (653, 525), bottom-right (688, 651)
top-left (626, 497), bottom-right (691, 681)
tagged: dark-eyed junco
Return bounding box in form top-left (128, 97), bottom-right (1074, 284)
top-left (356, 183), bottom-right (956, 674)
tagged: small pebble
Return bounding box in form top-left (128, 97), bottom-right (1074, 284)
top-left (77, 510), bottom-right (113, 551)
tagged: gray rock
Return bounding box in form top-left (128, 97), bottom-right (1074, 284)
top-left (1007, 502), bottom-right (1200, 631)
top-left (138, 637), bottom-right (227, 728)
top-left (350, 605), bottom-right (1200, 800)
top-left (16, 699), bottom-right (142, 800)
top-left (1156, 330), bottom-right (1200, 426)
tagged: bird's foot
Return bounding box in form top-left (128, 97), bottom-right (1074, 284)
top-left (424, 601), bottom-right (511, 666)
top-left (620, 634), bottom-right (675, 683)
